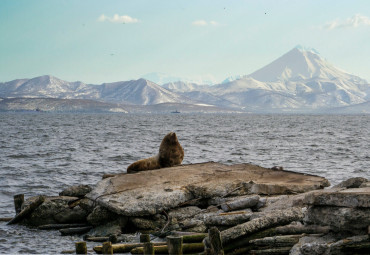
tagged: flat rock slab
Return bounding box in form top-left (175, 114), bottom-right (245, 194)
top-left (87, 162), bottom-right (329, 216)
top-left (303, 187), bottom-right (370, 208)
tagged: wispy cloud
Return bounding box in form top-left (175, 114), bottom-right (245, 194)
top-left (323, 14), bottom-right (370, 30)
top-left (192, 20), bottom-right (220, 26)
top-left (98, 14), bottom-right (139, 24)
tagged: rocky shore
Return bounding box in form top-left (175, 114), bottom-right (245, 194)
top-left (6, 162), bottom-right (370, 254)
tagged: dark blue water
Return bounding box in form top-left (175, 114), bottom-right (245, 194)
top-left (0, 113), bottom-right (369, 253)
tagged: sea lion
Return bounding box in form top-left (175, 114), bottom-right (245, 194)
top-left (127, 132), bottom-right (184, 173)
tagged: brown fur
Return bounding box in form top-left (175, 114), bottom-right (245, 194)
top-left (127, 132), bottom-right (184, 173)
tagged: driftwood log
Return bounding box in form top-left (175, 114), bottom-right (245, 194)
top-left (59, 226), bottom-right (92, 236)
top-left (93, 242), bottom-right (167, 254)
top-left (220, 208), bottom-right (304, 245)
top-left (39, 223), bottom-right (89, 230)
top-left (249, 234), bottom-right (302, 247)
top-left (204, 211), bottom-right (252, 226)
top-left (130, 243), bottom-right (204, 254)
top-left (221, 196), bottom-right (259, 212)
top-left (7, 195), bottom-right (45, 225)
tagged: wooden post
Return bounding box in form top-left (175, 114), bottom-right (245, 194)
top-left (14, 194), bottom-right (24, 214)
top-left (102, 241), bottom-right (113, 254)
top-left (209, 227), bottom-right (224, 255)
top-left (167, 236), bottom-right (183, 255)
top-left (75, 241), bottom-right (87, 254)
top-left (109, 234), bottom-right (118, 244)
top-left (7, 195), bottom-right (45, 225)
top-left (140, 234), bottom-right (151, 243)
top-left (143, 242), bottom-right (154, 255)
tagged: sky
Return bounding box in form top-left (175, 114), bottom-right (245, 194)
top-left (1, 0), bottom-right (370, 84)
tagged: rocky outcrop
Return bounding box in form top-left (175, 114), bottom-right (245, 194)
top-left (20, 196), bottom-right (88, 226)
top-left (13, 163), bottom-right (370, 255)
top-left (303, 187), bottom-right (370, 234)
top-left (86, 162), bottom-right (330, 217)
top-left (59, 185), bottom-right (92, 198)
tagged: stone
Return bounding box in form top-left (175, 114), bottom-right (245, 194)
top-left (59, 185), bottom-right (92, 198)
top-left (78, 198), bottom-right (95, 214)
top-left (21, 196), bottom-right (88, 226)
top-left (302, 187), bottom-right (370, 208)
top-left (54, 205), bottom-right (88, 224)
top-left (129, 216), bottom-right (166, 230)
top-left (87, 206), bottom-right (119, 226)
top-left (333, 177), bottom-right (368, 189)
top-left (289, 234), bottom-right (337, 255)
top-left (168, 206), bottom-right (203, 221)
top-left (86, 162), bottom-right (329, 216)
top-left (87, 218), bottom-right (127, 237)
top-left (304, 206), bottom-right (370, 233)
top-left (360, 181), bottom-right (370, 188)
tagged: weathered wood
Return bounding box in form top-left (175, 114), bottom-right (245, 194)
top-left (130, 243), bottom-right (204, 254)
top-left (140, 234), bottom-right (151, 243)
top-left (209, 227), bottom-right (224, 255)
top-left (14, 194), bottom-right (24, 214)
top-left (249, 234), bottom-right (302, 247)
top-left (219, 211), bottom-right (249, 216)
top-left (274, 224), bottom-right (330, 235)
top-left (93, 242), bottom-right (167, 254)
top-left (39, 223), bottom-right (89, 230)
top-left (102, 241), bottom-right (113, 255)
top-left (204, 212), bottom-right (252, 226)
top-left (7, 195), bottom-right (45, 225)
top-left (109, 234), bottom-right (118, 244)
top-left (224, 228), bottom-right (278, 252)
top-left (143, 242), bottom-right (154, 255)
top-left (182, 233), bottom-right (208, 243)
top-left (59, 226), bottom-right (92, 236)
top-left (167, 236), bottom-right (183, 255)
top-left (221, 195), bottom-right (260, 212)
top-left (85, 236), bottom-right (109, 242)
top-left (75, 241), bottom-right (87, 254)
top-left (250, 247), bottom-right (292, 254)
top-left (220, 208), bottom-right (304, 245)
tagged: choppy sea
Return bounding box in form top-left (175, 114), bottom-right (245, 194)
top-left (0, 113), bottom-right (369, 254)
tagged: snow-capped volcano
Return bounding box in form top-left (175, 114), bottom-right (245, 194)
top-left (249, 46), bottom-right (366, 83)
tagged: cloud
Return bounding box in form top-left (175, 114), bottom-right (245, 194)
top-left (192, 20), bottom-right (220, 26)
top-left (323, 14), bottom-right (370, 30)
top-left (192, 20), bottom-right (208, 26)
top-left (98, 14), bottom-right (139, 24)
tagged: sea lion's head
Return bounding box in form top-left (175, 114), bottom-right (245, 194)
top-left (161, 132), bottom-right (178, 146)
top-left (159, 132), bottom-right (184, 167)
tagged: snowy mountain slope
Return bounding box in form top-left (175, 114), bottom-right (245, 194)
top-left (99, 79), bottom-right (196, 105)
top-left (162, 81), bottom-right (208, 92)
top-left (0, 76), bottom-right (196, 106)
top-left (248, 46), bottom-right (366, 83)
top-left (0, 75), bottom-right (98, 99)
top-left (1, 46), bottom-right (369, 113)
top-left (206, 46), bottom-right (370, 109)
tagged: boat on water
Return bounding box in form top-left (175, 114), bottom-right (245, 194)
top-left (171, 110), bottom-right (180, 114)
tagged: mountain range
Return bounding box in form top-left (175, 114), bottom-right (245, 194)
top-left (1, 46), bottom-right (369, 113)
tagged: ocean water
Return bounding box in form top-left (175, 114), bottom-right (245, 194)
top-left (0, 113), bottom-right (369, 254)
